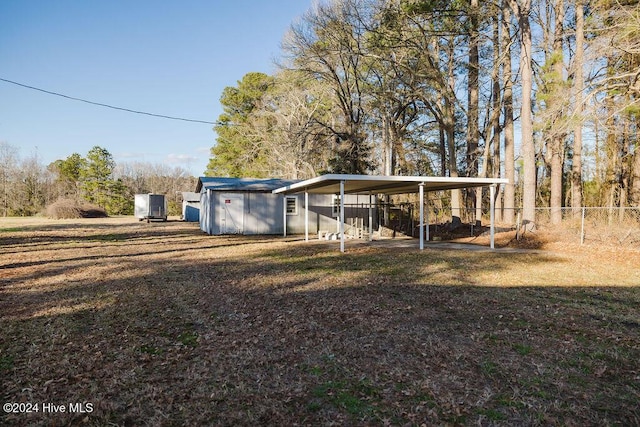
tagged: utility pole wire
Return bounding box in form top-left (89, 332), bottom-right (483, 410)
top-left (0, 77), bottom-right (220, 125)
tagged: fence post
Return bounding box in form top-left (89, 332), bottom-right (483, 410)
top-left (581, 207), bottom-right (585, 245)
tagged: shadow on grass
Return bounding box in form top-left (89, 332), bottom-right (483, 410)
top-left (1, 222), bottom-right (639, 426)
top-left (0, 219), bottom-right (201, 247)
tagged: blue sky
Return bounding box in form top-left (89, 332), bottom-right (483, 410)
top-left (0, 0), bottom-right (314, 176)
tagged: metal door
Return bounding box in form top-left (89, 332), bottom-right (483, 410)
top-left (219, 194), bottom-right (244, 234)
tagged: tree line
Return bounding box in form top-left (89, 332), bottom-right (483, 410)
top-left (0, 142), bottom-right (196, 217)
top-left (206, 0), bottom-right (640, 227)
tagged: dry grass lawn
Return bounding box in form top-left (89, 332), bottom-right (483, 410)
top-left (1, 217), bottom-right (639, 426)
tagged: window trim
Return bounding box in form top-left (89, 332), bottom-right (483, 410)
top-left (285, 196), bottom-right (298, 216)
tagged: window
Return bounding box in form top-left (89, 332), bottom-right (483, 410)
top-left (285, 196), bottom-right (298, 215)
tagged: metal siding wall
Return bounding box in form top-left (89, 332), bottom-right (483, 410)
top-left (314, 194), bottom-right (336, 232)
top-left (200, 190), bottom-right (217, 235)
top-left (199, 190), bottom-right (377, 236)
top-left (219, 193), bottom-right (244, 234)
top-left (183, 202), bottom-right (200, 222)
top-left (243, 193), bottom-right (255, 234)
top-left (211, 191), bottom-right (220, 234)
top-left (134, 194), bottom-right (148, 219)
top-left (199, 192), bottom-right (207, 233)
top-left (245, 193), bottom-right (283, 234)
top-left (312, 194), bottom-right (377, 233)
top-left (280, 193), bottom-right (317, 234)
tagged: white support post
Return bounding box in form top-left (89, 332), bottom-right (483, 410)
top-left (368, 192), bottom-right (373, 241)
top-left (305, 191), bottom-right (309, 242)
top-left (425, 193), bottom-right (430, 243)
top-left (340, 180), bottom-right (345, 253)
top-left (419, 183), bottom-right (424, 250)
top-left (283, 195), bottom-right (287, 237)
top-left (335, 198), bottom-right (339, 233)
top-left (490, 184), bottom-right (496, 249)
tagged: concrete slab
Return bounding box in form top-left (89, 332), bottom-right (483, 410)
top-left (326, 236), bottom-right (542, 253)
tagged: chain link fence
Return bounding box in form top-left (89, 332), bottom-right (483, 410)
top-left (463, 206), bottom-right (640, 247)
top-left (377, 201), bottom-right (640, 248)
top-left (531, 207), bottom-right (640, 247)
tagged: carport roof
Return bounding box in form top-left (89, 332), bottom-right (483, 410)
top-left (272, 174), bottom-right (508, 195)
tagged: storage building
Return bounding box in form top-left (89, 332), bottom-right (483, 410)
top-left (196, 177), bottom-right (374, 236)
top-left (181, 192), bottom-right (201, 222)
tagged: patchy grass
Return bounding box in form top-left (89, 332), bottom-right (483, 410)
top-left (0, 354), bottom-right (14, 372)
top-left (0, 227), bottom-right (23, 232)
top-left (1, 217), bottom-right (640, 426)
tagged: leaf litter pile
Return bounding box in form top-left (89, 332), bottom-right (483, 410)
top-left (1, 218), bottom-right (639, 426)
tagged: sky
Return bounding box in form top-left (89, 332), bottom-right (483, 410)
top-left (0, 0), bottom-right (315, 177)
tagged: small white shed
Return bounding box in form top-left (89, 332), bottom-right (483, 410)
top-left (181, 192), bottom-right (200, 222)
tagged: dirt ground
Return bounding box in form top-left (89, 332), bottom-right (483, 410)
top-left (1, 217), bottom-right (639, 426)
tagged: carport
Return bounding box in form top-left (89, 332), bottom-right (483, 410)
top-left (273, 174), bottom-right (509, 252)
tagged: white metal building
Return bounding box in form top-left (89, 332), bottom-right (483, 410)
top-left (197, 177), bottom-right (374, 236)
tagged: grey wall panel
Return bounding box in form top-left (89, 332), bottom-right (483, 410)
top-left (199, 191), bottom-right (377, 236)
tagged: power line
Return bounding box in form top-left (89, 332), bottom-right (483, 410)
top-left (0, 77), bottom-right (219, 125)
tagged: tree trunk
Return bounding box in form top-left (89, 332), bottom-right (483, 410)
top-left (390, 123), bottom-right (403, 174)
top-left (382, 114), bottom-right (393, 176)
top-left (549, 145), bottom-right (564, 224)
top-left (491, 9), bottom-right (503, 222)
top-left (439, 128), bottom-right (447, 176)
top-left (603, 83), bottom-right (620, 208)
top-left (446, 55), bottom-right (462, 226)
top-left (571, 0), bottom-right (584, 216)
top-left (447, 122), bottom-right (462, 226)
top-left (510, 0), bottom-right (536, 230)
top-left (549, 0), bottom-right (566, 225)
top-left (630, 141), bottom-right (640, 207)
top-left (502, 2), bottom-right (516, 226)
top-left (382, 114), bottom-right (392, 226)
top-left (620, 112), bottom-right (630, 210)
top-left (468, 0), bottom-right (481, 227)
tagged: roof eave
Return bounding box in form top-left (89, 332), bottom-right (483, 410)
top-left (272, 174), bottom-right (509, 195)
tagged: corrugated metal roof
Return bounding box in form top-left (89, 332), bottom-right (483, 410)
top-left (196, 177), bottom-right (300, 193)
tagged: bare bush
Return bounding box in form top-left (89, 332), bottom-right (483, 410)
top-left (46, 198), bottom-right (107, 219)
top-left (79, 203), bottom-right (108, 218)
top-left (46, 198), bottom-right (81, 219)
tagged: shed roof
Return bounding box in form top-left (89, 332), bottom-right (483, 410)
top-left (181, 192), bottom-right (201, 202)
top-left (272, 174), bottom-right (509, 195)
top-left (196, 177), bottom-right (300, 193)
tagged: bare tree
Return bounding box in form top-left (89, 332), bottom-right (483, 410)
top-left (468, 0), bottom-right (482, 226)
top-left (386, 3), bottom-right (466, 224)
top-left (536, 0), bottom-right (569, 224)
top-left (0, 142), bottom-right (19, 217)
top-left (283, 0), bottom-right (374, 174)
top-left (248, 71), bottom-right (334, 179)
top-left (115, 161), bottom-right (196, 215)
top-left (502, 2), bottom-right (517, 225)
top-left (509, 0), bottom-right (537, 230)
top-left (588, 0), bottom-right (639, 207)
top-left (570, 0), bottom-right (585, 213)
top-left (16, 152), bottom-right (47, 216)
